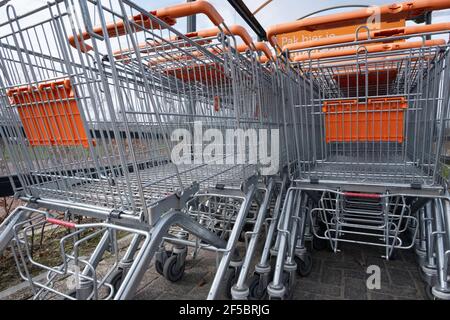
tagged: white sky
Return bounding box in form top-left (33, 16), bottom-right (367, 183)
top-left (2, 0), bottom-right (449, 40)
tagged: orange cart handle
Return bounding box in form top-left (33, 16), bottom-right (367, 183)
top-left (267, 0), bottom-right (450, 46)
top-left (294, 39), bottom-right (446, 62)
top-left (69, 1), bottom-right (224, 53)
top-left (283, 22), bottom-right (450, 52)
top-left (187, 25), bottom-right (254, 49)
top-left (155, 0), bottom-right (224, 27)
top-left (343, 192), bottom-right (382, 199)
top-left (113, 24), bottom-right (255, 62)
top-left (47, 218), bottom-right (76, 229)
top-left (68, 11), bottom-right (176, 53)
top-left (237, 42), bottom-right (274, 61)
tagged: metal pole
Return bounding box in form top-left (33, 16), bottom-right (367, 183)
top-left (426, 11), bottom-right (432, 40)
top-left (187, 0), bottom-right (196, 32)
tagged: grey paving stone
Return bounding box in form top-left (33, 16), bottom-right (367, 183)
top-left (321, 267), bottom-right (343, 286)
top-left (339, 244), bottom-right (364, 262)
top-left (378, 283), bottom-right (421, 299)
top-left (320, 295), bottom-right (345, 300)
top-left (149, 269), bottom-right (209, 296)
top-left (323, 258), bottom-right (364, 271)
top-left (296, 279), bottom-right (342, 297)
top-left (117, 239), bottom-right (429, 301)
top-left (363, 255), bottom-right (388, 270)
top-left (386, 268), bottom-right (415, 288)
top-left (311, 258), bottom-right (322, 273)
top-left (135, 287), bottom-right (163, 300)
top-left (305, 271), bottom-right (322, 282)
top-left (319, 251), bottom-right (344, 262)
top-left (386, 256), bottom-right (420, 270)
top-left (186, 272), bottom-right (229, 300)
top-left (361, 246), bottom-right (386, 258)
top-left (292, 290), bottom-right (317, 300)
top-left (157, 292), bottom-right (194, 300)
top-left (343, 269), bottom-right (368, 280)
top-left (343, 277), bottom-right (368, 300)
top-left (399, 250), bottom-right (418, 264)
top-left (136, 267), bottom-right (161, 292)
top-left (368, 291), bottom-right (396, 300)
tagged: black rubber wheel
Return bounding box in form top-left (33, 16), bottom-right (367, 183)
top-left (425, 284), bottom-right (437, 300)
top-left (64, 290), bottom-right (77, 300)
top-left (224, 267), bottom-right (238, 299)
top-left (163, 254), bottom-right (185, 282)
top-left (108, 269), bottom-right (124, 294)
top-left (155, 250), bottom-right (169, 275)
top-left (282, 271), bottom-right (294, 300)
top-left (248, 274), bottom-right (267, 300)
top-left (155, 259), bottom-right (165, 275)
top-left (295, 252), bottom-right (313, 277)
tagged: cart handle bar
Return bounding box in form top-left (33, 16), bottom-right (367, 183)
top-left (267, 0), bottom-right (450, 47)
top-left (237, 42), bottom-right (274, 61)
top-left (186, 25), bottom-right (254, 50)
top-left (343, 192), bottom-right (382, 199)
top-left (293, 39), bottom-right (445, 62)
top-left (69, 0), bottom-right (224, 53)
top-left (47, 218), bottom-right (76, 229)
top-left (284, 22), bottom-right (450, 52)
top-left (113, 25), bottom-right (267, 64)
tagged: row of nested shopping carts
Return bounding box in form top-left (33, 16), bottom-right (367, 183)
top-left (0, 0), bottom-right (450, 300)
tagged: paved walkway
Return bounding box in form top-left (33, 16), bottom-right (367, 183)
top-left (133, 242), bottom-right (427, 300)
top-left (1, 239), bottom-right (427, 300)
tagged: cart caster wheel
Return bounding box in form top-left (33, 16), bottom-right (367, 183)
top-left (295, 252), bottom-right (312, 277)
top-left (155, 250), bottom-right (170, 275)
top-left (248, 274), bottom-right (267, 300)
top-left (64, 290), bottom-right (77, 300)
top-left (424, 284), bottom-right (443, 300)
top-left (282, 271), bottom-right (294, 300)
top-left (225, 267), bottom-right (238, 299)
top-left (163, 254), bottom-right (185, 283)
top-left (108, 269), bottom-right (124, 294)
top-left (64, 289), bottom-right (93, 300)
top-left (155, 260), bottom-right (164, 275)
top-left (239, 224), bottom-right (253, 242)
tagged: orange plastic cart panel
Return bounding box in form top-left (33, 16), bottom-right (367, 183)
top-left (7, 79), bottom-right (92, 148)
top-left (165, 63), bottom-right (228, 86)
top-left (334, 68), bottom-right (398, 96)
top-left (323, 97), bottom-right (407, 143)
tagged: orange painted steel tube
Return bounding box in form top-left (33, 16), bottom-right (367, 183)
top-left (69, 1), bottom-right (224, 53)
top-left (155, 0), bottom-right (224, 27)
top-left (113, 24), bottom-right (258, 64)
top-left (283, 22), bottom-right (450, 52)
top-left (294, 39), bottom-right (446, 62)
top-left (188, 25), bottom-right (254, 48)
top-left (68, 12), bottom-right (176, 53)
top-left (267, 0), bottom-right (450, 46)
top-left (237, 42), bottom-right (274, 61)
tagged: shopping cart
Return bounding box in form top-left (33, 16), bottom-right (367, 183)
top-left (0, 0), bottom-right (277, 300)
top-left (110, 23), bottom-right (282, 299)
top-left (265, 0), bottom-right (450, 300)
